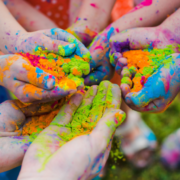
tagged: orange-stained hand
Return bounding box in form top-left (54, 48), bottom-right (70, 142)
top-left (0, 99), bottom-right (62, 173)
top-left (0, 54), bottom-right (77, 103)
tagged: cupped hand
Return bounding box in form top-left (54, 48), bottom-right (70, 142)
top-left (121, 53), bottom-right (180, 113)
top-left (5, 28), bottom-right (91, 61)
top-left (0, 99), bottom-right (62, 172)
top-left (0, 54), bottom-right (77, 103)
top-left (84, 27), bottom-right (116, 85)
top-left (109, 26), bottom-right (180, 74)
top-left (18, 81), bottom-right (125, 180)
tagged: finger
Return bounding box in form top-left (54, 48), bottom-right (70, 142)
top-left (14, 99), bottom-right (65, 116)
top-left (46, 28), bottom-right (91, 61)
top-left (20, 93), bottom-right (83, 170)
top-left (88, 81), bottom-right (110, 122)
top-left (14, 57), bottom-right (56, 90)
top-left (70, 85), bottom-right (98, 129)
top-left (90, 109), bottom-right (126, 151)
top-left (109, 52), bottom-right (122, 67)
top-left (51, 93), bottom-right (83, 126)
top-left (0, 100), bottom-right (25, 133)
top-left (121, 77), bottom-right (132, 88)
top-left (84, 64), bottom-right (114, 85)
top-left (115, 57), bottom-right (127, 75)
top-left (110, 27), bottom-right (156, 51)
top-left (58, 43), bottom-right (76, 57)
top-left (121, 67), bottom-right (131, 77)
top-left (14, 82), bottom-right (76, 103)
top-left (120, 84), bottom-right (131, 99)
top-left (104, 84), bottom-right (122, 112)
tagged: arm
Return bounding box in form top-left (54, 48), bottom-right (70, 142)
top-left (3, 0), bottom-right (58, 31)
top-left (84, 0), bottom-right (180, 85)
top-left (68, 0), bottom-right (116, 45)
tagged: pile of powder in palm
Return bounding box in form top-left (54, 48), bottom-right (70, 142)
top-left (51, 83), bottom-right (126, 142)
top-left (121, 45), bottom-right (175, 92)
top-left (18, 47), bottom-right (90, 90)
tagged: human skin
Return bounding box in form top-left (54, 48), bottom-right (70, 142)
top-left (18, 81), bottom-right (125, 180)
top-left (0, 54), bottom-right (78, 103)
top-left (0, 0), bottom-right (90, 58)
top-left (84, 0), bottom-right (180, 85)
top-left (0, 81), bottom-right (125, 177)
top-left (109, 8), bottom-right (180, 112)
top-left (0, 99), bottom-right (62, 172)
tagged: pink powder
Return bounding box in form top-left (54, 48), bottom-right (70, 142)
top-left (90, 3), bottom-right (98, 8)
top-left (130, 0), bottom-right (153, 13)
top-left (94, 46), bottom-right (104, 50)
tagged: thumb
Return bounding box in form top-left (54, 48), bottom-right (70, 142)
top-left (110, 27), bottom-right (156, 54)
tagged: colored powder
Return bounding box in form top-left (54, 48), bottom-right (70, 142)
top-left (123, 45), bottom-right (175, 92)
top-left (51, 83), bottom-right (125, 142)
top-left (17, 47), bottom-right (90, 90)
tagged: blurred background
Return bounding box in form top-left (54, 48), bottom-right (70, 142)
top-left (101, 97), bottom-right (180, 180)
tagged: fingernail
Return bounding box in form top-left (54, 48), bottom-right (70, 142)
top-left (46, 76), bottom-right (56, 89)
top-left (68, 89), bottom-right (77, 94)
top-left (115, 112), bottom-right (126, 127)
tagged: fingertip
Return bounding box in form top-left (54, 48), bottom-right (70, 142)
top-left (114, 110), bottom-right (126, 127)
top-left (120, 83), bottom-right (130, 98)
top-left (45, 75), bottom-right (56, 90)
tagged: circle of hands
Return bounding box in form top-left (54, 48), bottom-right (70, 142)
top-left (0, 81), bottom-right (125, 180)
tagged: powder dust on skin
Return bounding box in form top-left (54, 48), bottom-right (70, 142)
top-left (121, 45), bottom-right (176, 92)
top-left (18, 46), bottom-right (90, 91)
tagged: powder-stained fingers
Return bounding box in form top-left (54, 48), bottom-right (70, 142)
top-left (19, 94), bottom-right (83, 168)
top-left (14, 82), bottom-right (76, 103)
top-left (45, 28), bottom-right (91, 61)
top-left (120, 84), bottom-right (131, 100)
top-left (84, 65), bottom-right (114, 86)
top-left (115, 58), bottom-right (128, 76)
top-left (14, 60), bottom-right (56, 90)
top-left (90, 109), bottom-right (126, 153)
top-left (0, 100), bottom-right (25, 134)
top-left (104, 84), bottom-right (121, 113)
top-left (51, 93), bottom-right (83, 126)
top-left (88, 81), bottom-right (110, 122)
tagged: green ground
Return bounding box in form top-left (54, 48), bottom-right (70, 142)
top-left (102, 97), bottom-right (180, 180)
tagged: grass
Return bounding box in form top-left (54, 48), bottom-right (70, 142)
top-left (102, 97), bottom-right (180, 180)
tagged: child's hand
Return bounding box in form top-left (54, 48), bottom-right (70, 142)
top-left (109, 26), bottom-right (180, 74)
top-left (84, 27), bottom-right (116, 85)
top-left (6, 28), bottom-right (91, 60)
top-left (0, 54), bottom-right (76, 103)
top-left (121, 54), bottom-right (180, 113)
top-left (18, 81), bottom-right (125, 180)
top-left (0, 99), bottom-right (60, 172)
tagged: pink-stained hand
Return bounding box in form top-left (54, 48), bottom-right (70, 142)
top-left (18, 82), bottom-right (125, 180)
top-left (0, 54), bottom-right (76, 103)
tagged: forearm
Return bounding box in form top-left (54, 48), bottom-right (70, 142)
top-left (72, 0), bottom-right (116, 33)
top-left (111, 0), bottom-right (180, 32)
top-left (4, 0), bottom-right (58, 32)
top-left (0, 0), bottom-right (26, 53)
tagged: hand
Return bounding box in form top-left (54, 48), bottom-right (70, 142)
top-left (5, 28), bottom-right (91, 61)
top-left (67, 20), bottom-right (98, 47)
top-left (0, 54), bottom-right (77, 103)
top-left (84, 26), bottom-right (116, 85)
top-left (109, 26), bottom-right (180, 73)
top-left (120, 53), bottom-right (180, 113)
top-left (18, 81), bottom-right (125, 180)
top-left (0, 99), bottom-right (62, 172)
